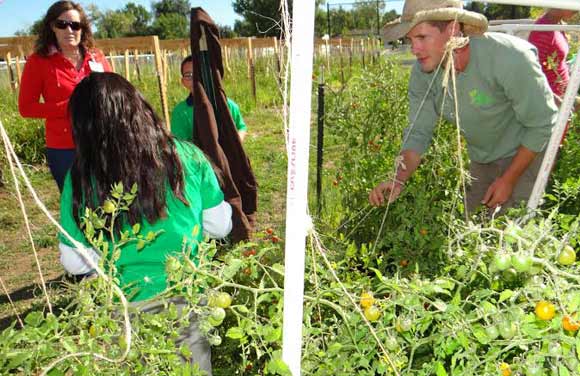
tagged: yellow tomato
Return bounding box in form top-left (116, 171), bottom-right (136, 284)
top-left (562, 315), bottom-right (580, 332)
top-left (360, 291), bottom-right (375, 308)
top-left (535, 301), bottom-right (556, 321)
top-left (499, 362), bottom-right (511, 376)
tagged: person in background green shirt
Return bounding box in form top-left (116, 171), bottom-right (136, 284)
top-left (59, 72), bottom-right (232, 374)
top-left (369, 0), bottom-right (557, 215)
top-left (172, 55), bottom-right (247, 143)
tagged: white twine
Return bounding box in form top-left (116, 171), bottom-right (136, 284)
top-left (0, 119), bottom-right (133, 373)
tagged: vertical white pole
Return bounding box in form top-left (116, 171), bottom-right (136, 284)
top-left (282, 0), bottom-right (316, 374)
top-left (527, 46), bottom-right (580, 210)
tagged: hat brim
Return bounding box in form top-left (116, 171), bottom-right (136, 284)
top-left (383, 9), bottom-right (488, 42)
top-left (383, 20), bottom-right (412, 42)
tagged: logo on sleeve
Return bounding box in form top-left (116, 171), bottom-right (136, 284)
top-left (469, 89), bottom-right (494, 107)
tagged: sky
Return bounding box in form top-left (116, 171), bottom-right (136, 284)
top-left (0, 0), bottom-right (409, 37)
top-left (0, 0), bottom-right (242, 37)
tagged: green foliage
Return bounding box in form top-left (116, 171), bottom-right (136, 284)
top-left (151, 13), bottom-right (189, 40)
top-left (464, 2), bottom-right (530, 20)
top-left (232, 0), bottom-right (291, 37)
top-left (316, 1), bottom-right (399, 37)
top-left (92, 2), bottom-right (152, 38)
top-left (152, 0), bottom-right (191, 19)
top-left (0, 89), bottom-right (45, 164)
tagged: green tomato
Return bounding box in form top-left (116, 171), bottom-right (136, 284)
top-left (208, 307), bottom-right (226, 327)
top-left (498, 320), bottom-right (517, 339)
top-left (491, 276), bottom-right (503, 291)
top-left (525, 365), bottom-right (544, 376)
top-left (364, 305), bottom-right (381, 322)
top-left (494, 253), bottom-right (512, 271)
top-left (103, 200), bottom-right (116, 214)
top-left (549, 342), bottom-right (562, 357)
top-left (558, 246), bottom-right (576, 266)
top-left (395, 317), bottom-right (412, 333)
top-left (485, 325), bottom-right (499, 340)
top-left (215, 292), bottom-right (232, 309)
top-left (211, 307), bottom-right (226, 321)
top-left (502, 268), bottom-right (518, 283)
top-left (385, 336), bottom-right (398, 351)
top-left (511, 253), bottom-right (532, 273)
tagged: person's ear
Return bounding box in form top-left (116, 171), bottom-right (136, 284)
top-left (447, 21), bottom-right (462, 37)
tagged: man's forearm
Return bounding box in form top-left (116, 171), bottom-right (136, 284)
top-left (395, 149), bottom-right (422, 184)
top-left (500, 146), bottom-right (538, 186)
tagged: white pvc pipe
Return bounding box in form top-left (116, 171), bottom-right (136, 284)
top-left (474, 0), bottom-right (580, 10)
top-left (527, 44), bottom-right (580, 210)
top-left (282, 0), bottom-right (316, 374)
top-left (489, 24), bottom-right (580, 32)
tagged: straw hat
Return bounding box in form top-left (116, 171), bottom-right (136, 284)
top-left (383, 0), bottom-right (488, 41)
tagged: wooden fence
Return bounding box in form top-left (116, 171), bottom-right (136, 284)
top-left (0, 35), bottom-right (382, 125)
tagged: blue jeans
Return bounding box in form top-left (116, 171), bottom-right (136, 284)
top-left (46, 148), bottom-right (75, 192)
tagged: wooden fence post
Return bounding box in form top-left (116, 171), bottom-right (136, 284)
top-left (134, 49), bottom-right (141, 81)
top-left (124, 49), bottom-right (130, 81)
top-left (247, 38), bottom-right (257, 103)
top-left (223, 45), bottom-right (231, 73)
top-left (338, 38), bottom-right (345, 85)
top-left (15, 45), bottom-right (24, 87)
top-left (349, 39), bottom-right (353, 74)
top-left (108, 50), bottom-right (117, 73)
top-left (361, 39), bottom-right (365, 69)
top-left (153, 36), bottom-right (170, 129)
top-left (246, 37), bottom-right (253, 79)
top-left (162, 49), bottom-right (169, 85)
top-left (273, 37), bottom-right (282, 88)
top-left (5, 52), bottom-right (16, 92)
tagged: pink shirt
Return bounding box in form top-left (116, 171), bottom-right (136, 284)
top-left (528, 14), bottom-right (570, 97)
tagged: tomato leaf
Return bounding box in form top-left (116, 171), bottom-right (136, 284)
top-left (435, 361), bottom-right (448, 376)
top-left (499, 290), bottom-right (514, 303)
top-left (226, 327), bottom-right (245, 339)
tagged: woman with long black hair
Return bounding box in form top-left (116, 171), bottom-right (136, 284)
top-left (58, 72), bottom-right (231, 374)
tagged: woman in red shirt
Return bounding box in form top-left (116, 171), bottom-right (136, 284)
top-left (18, 1), bottom-right (111, 191)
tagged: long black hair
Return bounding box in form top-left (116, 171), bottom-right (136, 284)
top-left (35, 1), bottom-right (95, 57)
top-left (68, 72), bottom-right (187, 232)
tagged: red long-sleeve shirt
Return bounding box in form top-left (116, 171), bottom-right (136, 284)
top-left (18, 48), bottom-right (111, 149)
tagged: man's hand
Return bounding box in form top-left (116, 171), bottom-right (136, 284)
top-left (369, 180), bottom-right (403, 206)
top-left (482, 177), bottom-right (515, 209)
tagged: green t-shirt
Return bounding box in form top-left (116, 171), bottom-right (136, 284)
top-left (170, 96), bottom-right (247, 142)
top-left (404, 32), bottom-right (557, 164)
top-left (59, 141), bottom-right (224, 301)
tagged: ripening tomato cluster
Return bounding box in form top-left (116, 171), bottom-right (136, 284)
top-left (263, 227), bottom-right (281, 243)
top-left (206, 292), bottom-right (233, 327)
top-left (359, 291), bottom-right (380, 322)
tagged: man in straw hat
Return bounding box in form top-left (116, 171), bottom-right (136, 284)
top-left (369, 0), bottom-right (558, 215)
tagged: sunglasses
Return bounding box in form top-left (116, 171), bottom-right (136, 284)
top-left (182, 72), bottom-right (194, 80)
top-left (54, 19), bottom-right (82, 31)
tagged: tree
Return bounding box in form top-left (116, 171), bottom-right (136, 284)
top-left (218, 24), bottom-right (237, 39)
top-left (94, 10), bottom-right (136, 39)
top-left (232, 0), bottom-right (293, 37)
top-left (152, 13), bottom-right (189, 39)
top-left (314, 0), bottom-right (398, 37)
top-left (152, 0), bottom-right (190, 18)
top-left (123, 2), bottom-right (151, 36)
top-left (465, 2), bottom-right (530, 20)
top-left (14, 18), bottom-right (43, 36)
